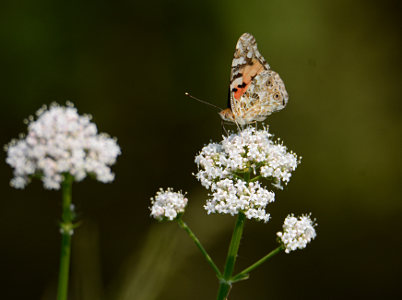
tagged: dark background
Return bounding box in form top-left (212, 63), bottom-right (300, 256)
top-left (1, 0), bottom-right (401, 299)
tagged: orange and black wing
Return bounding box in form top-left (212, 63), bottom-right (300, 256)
top-left (228, 33), bottom-right (270, 111)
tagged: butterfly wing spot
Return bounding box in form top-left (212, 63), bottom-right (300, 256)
top-left (266, 79), bottom-right (274, 87)
top-left (233, 85), bottom-right (250, 100)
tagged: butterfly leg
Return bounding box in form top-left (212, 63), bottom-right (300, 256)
top-left (221, 120), bottom-right (229, 136)
top-left (234, 120), bottom-right (241, 132)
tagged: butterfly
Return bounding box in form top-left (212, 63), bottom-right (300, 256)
top-left (219, 33), bottom-right (288, 125)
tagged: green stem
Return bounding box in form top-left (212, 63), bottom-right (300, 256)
top-left (250, 175), bottom-right (262, 182)
top-left (177, 218), bottom-right (222, 278)
top-left (216, 212), bottom-right (246, 300)
top-left (57, 174), bottom-right (74, 300)
top-left (231, 245), bottom-right (283, 282)
top-left (244, 171), bottom-right (250, 182)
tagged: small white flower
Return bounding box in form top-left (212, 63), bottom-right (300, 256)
top-left (5, 103), bottom-right (121, 190)
top-left (150, 188), bottom-right (188, 221)
top-left (277, 214), bottom-right (317, 253)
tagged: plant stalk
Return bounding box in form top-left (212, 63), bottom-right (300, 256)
top-left (56, 174), bottom-right (74, 300)
top-left (177, 218), bottom-right (222, 278)
top-left (216, 212), bottom-right (246, 300)
top-left (231, 245), bottom-right (283, 282)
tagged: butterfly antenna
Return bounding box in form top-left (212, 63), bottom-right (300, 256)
top-left (185, 92), bottom-right (222, 111)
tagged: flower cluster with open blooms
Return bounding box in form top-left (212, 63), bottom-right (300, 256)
top-left (150, 188), bottom-right (188, 221)
top-left (277, 214), bottom-right (317, 253)
top-left (204, 178), bottom-right (274, 222)
top-left (195, 127), bottom-right (299, 190)
top-left (194, 127), bottom-right (300, 222)
top-left (5, 103), bottom-right (121, 190)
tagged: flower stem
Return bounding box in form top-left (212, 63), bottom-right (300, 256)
top-left (177, 218), bottom-right (222, 278)
top-left (231, 245), bottom-right (283, 282)
top-left (57, 174), bottom-right (74, 300)
top-left (216, 212), bottom-right (246, 300)
top-left (250, 175), bottom-right (262, 182)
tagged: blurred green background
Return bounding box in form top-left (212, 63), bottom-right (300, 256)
top-left (1, 0), bottom-right (401, 299)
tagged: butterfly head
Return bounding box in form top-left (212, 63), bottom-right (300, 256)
top-left (218, 108), bottom-right (235, 123)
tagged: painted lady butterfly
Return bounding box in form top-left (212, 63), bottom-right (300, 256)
top-left (219, 33), bottom-right (288, 125)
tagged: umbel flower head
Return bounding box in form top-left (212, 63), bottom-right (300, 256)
top-left (204, 178), bottom-right (275, 222)
top-left (194, 126), bottom-right (300, 222)
top-left (195, 126), bottom-right (300, 190)
top-left (150, 188), bottom-right (188, 221)
top-left (5, 103), bottom-right (121, 190)
top-left (277, 214), bottom-right (317, 253)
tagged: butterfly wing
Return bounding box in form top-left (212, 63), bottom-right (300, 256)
top-left (228, 33), bottom-right (288, 124)
top-left (237, 69), bottom-right (288, 124)
top-left (229, 33), bottom-right (269, 108)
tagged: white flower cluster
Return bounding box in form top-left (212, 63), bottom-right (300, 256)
top-left (195, 127), bottom-right (299, 190)
top-left (5, 103), bottom-right (121, 190)
top-left (150, 188), bottom-right (188, 221)
top-left (194, 127), bottom-right (299, 222)
top-left (277, 214), bottom-right (317, 253)
top-left (204, 179), bottom-right (274, 222)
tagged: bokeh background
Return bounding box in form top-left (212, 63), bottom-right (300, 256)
top-left (1, 0), bottom-right (401, 299)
